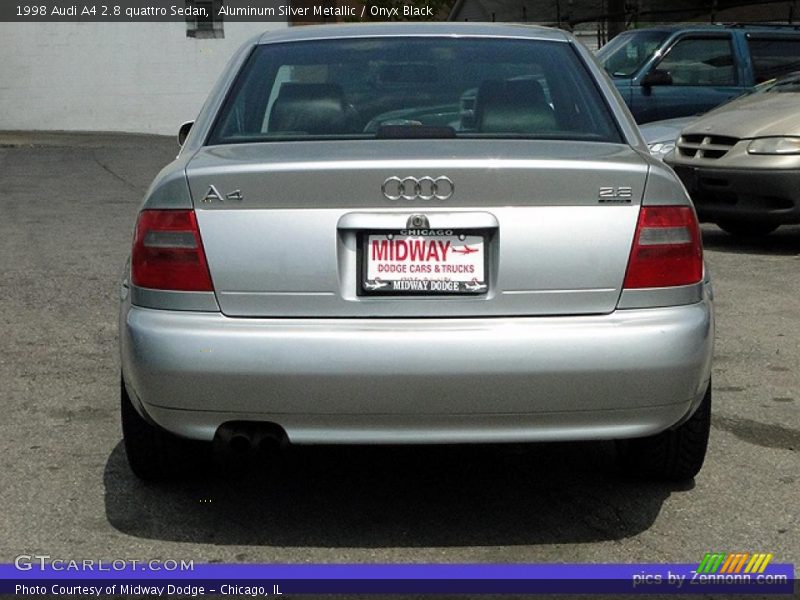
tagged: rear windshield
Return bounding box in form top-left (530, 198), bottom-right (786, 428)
top-left (597, 30), bottom-right (669, 78)
top-left (208, 37), bottom-right (622, 144)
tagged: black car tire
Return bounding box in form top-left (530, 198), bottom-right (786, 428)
top-left (617, 385), bottom-right (711, 481)
top-left (717, 221), bottom-right (778, 237)
top-left (121, 377), bottom-right (209, 480)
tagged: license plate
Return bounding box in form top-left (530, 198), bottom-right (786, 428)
top-left (361, 231), bottom-right (487, 295)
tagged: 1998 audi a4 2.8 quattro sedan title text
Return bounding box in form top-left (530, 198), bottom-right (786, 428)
top-left (119, 23), bottom-right (714, 482)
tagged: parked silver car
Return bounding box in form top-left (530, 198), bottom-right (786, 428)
top-left (667, 72), bottom-right (800, 236)
top-left (640, 116), bottom-right (699, 160)
top-left (638, 78), bottom-right (784, 161)
top-left (119, 23), bottom-right (714, 481)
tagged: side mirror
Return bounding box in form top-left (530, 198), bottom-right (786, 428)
top-left (641, 69), bottom-right (673, 87)
top-left (178, 121), bottom-right (194, 147)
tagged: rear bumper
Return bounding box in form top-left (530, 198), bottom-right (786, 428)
top-left (671, 165), bottom-right (800, 224)
top-left (120, 294), bottom-right (713, 444)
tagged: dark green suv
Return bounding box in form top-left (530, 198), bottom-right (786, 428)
top-left (596, 24), bottom-right (800, 123)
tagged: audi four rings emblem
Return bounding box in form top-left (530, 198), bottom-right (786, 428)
top-left (381, 176), bottom-right (454, 201)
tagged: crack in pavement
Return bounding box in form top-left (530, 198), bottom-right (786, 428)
top-left (92, 150), bottom-right (141, 191)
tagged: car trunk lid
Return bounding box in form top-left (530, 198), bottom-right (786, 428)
top-left (186, 140), bottom-right (648, 317)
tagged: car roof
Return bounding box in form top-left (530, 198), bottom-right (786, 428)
top-left (257, 22), bottom-right (571, 45)
top-left (620, 23), bottom-right (800, 34)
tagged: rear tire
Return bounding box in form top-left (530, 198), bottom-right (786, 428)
top-left (121, 378), bottom-right (209, 481)
top-left (717, 221), bottom-right (778, 237)
top-left (617, 385), bottom-right (711, 481)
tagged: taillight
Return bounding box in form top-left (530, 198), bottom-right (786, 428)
top-left (131, 210), bottom-right (213, 291)
top-left (623, 206), bottom-right (703, 289)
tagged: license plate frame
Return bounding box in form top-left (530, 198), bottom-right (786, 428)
top-left (358, 230), bottom-right (489, 296)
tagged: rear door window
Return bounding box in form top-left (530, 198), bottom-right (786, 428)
top-left (747, 37), bottom-right (800, 83)
top-left (655, 36), bottom-right (737, 86)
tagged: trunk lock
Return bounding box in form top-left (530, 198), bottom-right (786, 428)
top-left (408, 214), bottom-right (429, 229)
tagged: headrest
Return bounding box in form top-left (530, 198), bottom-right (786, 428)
top-left (475, 79), bottom-right (557, 134)
top-left (268, 83), bottom-right (348, 135)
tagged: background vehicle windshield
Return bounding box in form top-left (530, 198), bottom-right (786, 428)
top-left (209, 37), bottom-right (622, 144)
top-left (597, 30), bottom-right (669, 77)
top-left (758, 71), bottom-right (800, 92)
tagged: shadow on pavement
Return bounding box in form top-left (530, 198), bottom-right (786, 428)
top-left (702, 224), bottom-right (800, 256)
top-left (104, 440), bottom-right (687, 547)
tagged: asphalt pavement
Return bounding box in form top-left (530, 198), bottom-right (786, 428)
top-left (0, 132), bottom-right (797, 581)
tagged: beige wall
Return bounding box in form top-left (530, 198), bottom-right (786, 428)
top-left (0, 21), bottom-right (286, 134)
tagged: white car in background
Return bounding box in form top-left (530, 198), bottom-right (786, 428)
top-left (640, 117), bottom-right (699, 161)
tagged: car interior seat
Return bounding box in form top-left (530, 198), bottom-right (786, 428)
top-left (268, 83), bottom-right (351, 135)
top-left (474, 79), bottom-right (557, 134)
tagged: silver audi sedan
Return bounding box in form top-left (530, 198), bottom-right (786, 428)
top-left (119, 23), bottom-right (714, 481)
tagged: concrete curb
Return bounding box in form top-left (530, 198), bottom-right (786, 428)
top-left (0, 130), bottom-right (173, 148)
